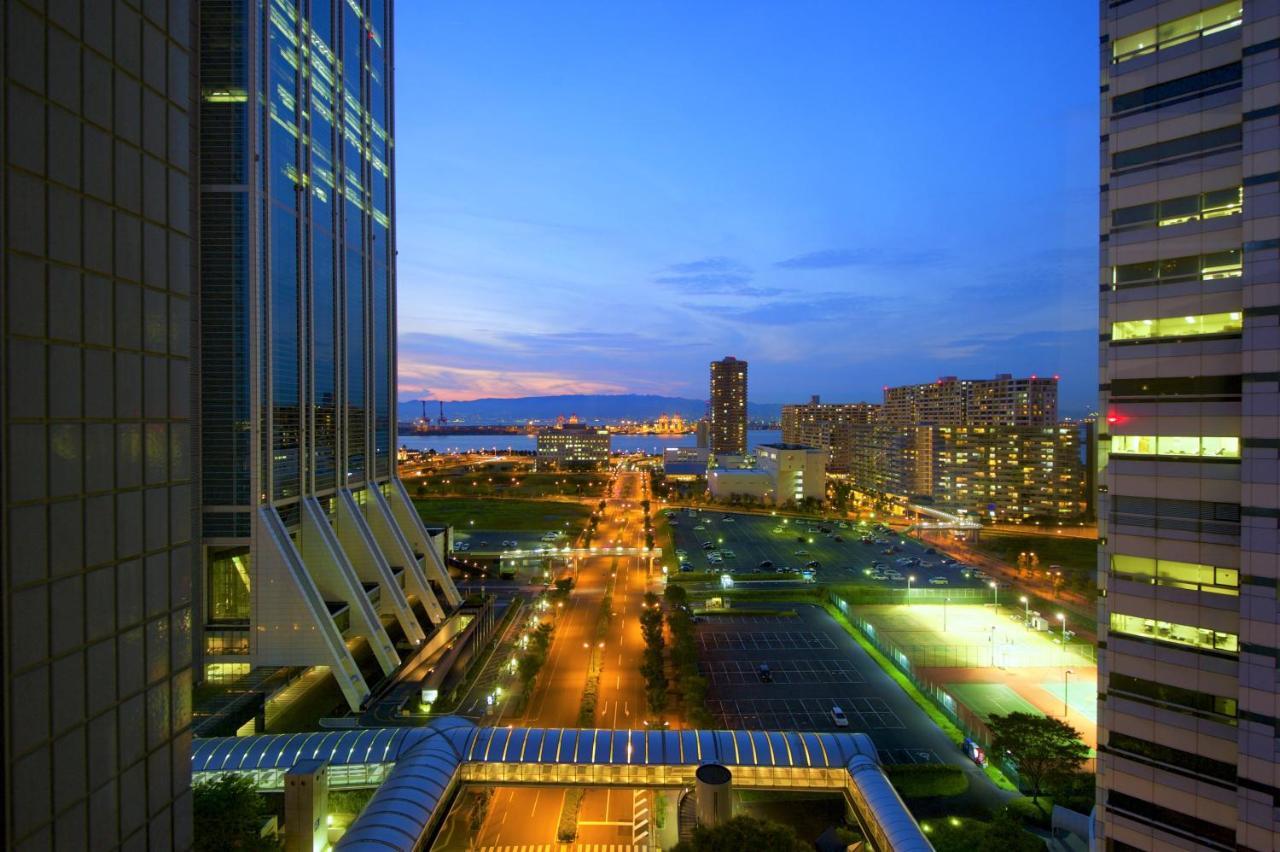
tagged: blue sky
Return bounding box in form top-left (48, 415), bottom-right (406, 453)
top-left (394, 2), bottom-right (1098, 415)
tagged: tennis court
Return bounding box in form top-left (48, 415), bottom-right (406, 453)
top-left (1040, 680), bottom-right (1098, 723)
top-left (945, 682), bottom-right (1042, 721)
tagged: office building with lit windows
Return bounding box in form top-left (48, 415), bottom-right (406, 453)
top-left (709, 356), bottom-right (748, 455)
top-left (2, 2), bottom-right (196, 847)
top-left (535, 422), bottom-right (611, 470)
top-left (1099, 1), bottom-right (1280, 849)
top-left (197, 0), bottom-right (459, 716)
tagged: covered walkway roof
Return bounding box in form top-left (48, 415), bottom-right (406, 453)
top-left (192, 716), bottom-right (932, 851)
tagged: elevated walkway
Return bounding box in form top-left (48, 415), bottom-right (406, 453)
top-left (192, 717), bottom-right (932, 851)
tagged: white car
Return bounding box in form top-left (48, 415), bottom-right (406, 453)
top-left (831, 706), bottom-right (849, 727)
top-left (929, 576), bottom-right (948, 585)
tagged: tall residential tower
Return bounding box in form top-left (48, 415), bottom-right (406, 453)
top-left (1098, 2), bottom-right (1279, 849)
top-left (709, 355), bottom-right (747, 455)
top-left (197, 0), bottom-right (458, 714)
top-left (2, 1), bottom-right (196, 847)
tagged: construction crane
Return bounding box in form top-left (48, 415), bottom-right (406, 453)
top-left (437, 401), bottom-right (447, 425)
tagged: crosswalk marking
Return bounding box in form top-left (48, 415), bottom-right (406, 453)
top-left (476, 846), bottom-right (650, 851)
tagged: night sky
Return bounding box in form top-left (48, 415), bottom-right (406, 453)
top-left (393, 2), bottom-right (1097, 415)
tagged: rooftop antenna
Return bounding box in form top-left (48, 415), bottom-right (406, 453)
top-left (421, 400), bottom-right (427, 422)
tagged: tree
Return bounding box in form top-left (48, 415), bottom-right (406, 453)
top-left (671, 814), bottom-right (808, 852)
top-left (663, 583), bottom-right (688, 606)
top-left (987, 712), bottom-right (1090, 802)
top-left (193, 774), bottom-right (278, 851)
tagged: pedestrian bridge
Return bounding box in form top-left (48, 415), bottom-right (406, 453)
top-left (191, 716), bottom-right (932, 851)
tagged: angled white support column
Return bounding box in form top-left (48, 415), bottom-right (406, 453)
top-left (323, 493), bottom-right (426, 647)
top-left (387, 477), bottom-right (462, 608)
top-left (336, 489), bottom-right (443, 628)
top-left (255, 506), bottom-right (370, 711)
top-left (298, 499), bottom-right (401, 676)
top-left (362, 486), bottom-right (446, 624)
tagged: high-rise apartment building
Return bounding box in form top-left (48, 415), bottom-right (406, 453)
top-left (1098, 2), bottom-right (1279, 849)
top-left (197, 0), bottom-right (458, 714)
top-left (933, 424), bottom-right (1086, 522)
top-left (780, 395), bottom-right (878, 473)
top-left (2, 2), bottom-right (196, 847)
top-left (881, 373), bottom-right (1058, 427)
top-left (709, 355), bottom-right (747, 455)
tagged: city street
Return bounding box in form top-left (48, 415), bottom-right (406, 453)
top-left (462, 469), bottom-right (659, 849)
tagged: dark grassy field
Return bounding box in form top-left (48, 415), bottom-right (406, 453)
top-left (414, 497), bottom-right (593, 532)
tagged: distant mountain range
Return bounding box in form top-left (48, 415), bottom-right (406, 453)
top-left (398, 394), bottom-right (783, 424)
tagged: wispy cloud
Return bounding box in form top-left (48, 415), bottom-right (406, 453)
top-left (654, 256), bottom-right (766, 294)
top-left (665, 257), bottom-right (749, 275)
top-left (774, 248), bottom-right (946, 270)
top-left (397, 362), bottom-right (629, 401)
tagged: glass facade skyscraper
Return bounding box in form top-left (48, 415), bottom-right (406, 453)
top-left (2, 2), bottom-right (196, 847)
top-left (198, 0), bottom-right (458, 712)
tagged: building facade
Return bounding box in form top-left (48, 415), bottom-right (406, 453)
top-left (2, 2), bottom-right (197, 847)
top-left (709, 356), bottom-right (747, 455)
top-left (756, 443), bottom-right (827, 506)
top-left (535, 423), bottom-right (611, 470)
top-left (933, 424), bottom-right (1086, 522)
top-left (197, 0), bottom-right (458, 713)
top-left (880, 374), bottom-right (1058, 427)
top-left (780, 396), bottom-right (878, 473)
top-left (1098, 2), bottom-right (1279, 849)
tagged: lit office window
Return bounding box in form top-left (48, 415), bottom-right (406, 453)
top-left (1111, 312), bottom-right (1241, 341)
top-left (1110, 612), bottom-right (1238, 654)
top-left (1110, 435), bottom-right (1239, 459)
top-left (1112, 1), bottom-right (1242, 63)
top-left (1111, 554), bottom-right (1239, 595)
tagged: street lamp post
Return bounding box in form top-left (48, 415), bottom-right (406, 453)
top-left (989, 581), bottom-right (998, 609)
top-left (907, 575), bottom-right (915, 605)
top-left (1063, 669), bottom-right (1073, 718)
top-left (943, 597), bottom-right (949, 631)
top-left (1020, 595), bottom-right (1029, 629)
top-left (1057, 612), bottom-right (1067, 651)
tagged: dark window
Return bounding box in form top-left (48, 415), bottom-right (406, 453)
top-left (1107, 791), bottom-right (1236, 847)
top-left (1113, 249), bottom-right (1240, 287)
top-left (1107, 732), bottom-right (1237, 783)
top-left (1112, 494), bottom-right (1240, 537)
top-left (1112, 202), bottom-right (1156, 228)
top-left (1111, 186), bottom-right (1242, 231)
top-left (1109, 672), bottom-right (1237, 719)
top-left (1111, 62), bottom-right (1242, 114)
top-left (1109, 375), bottom-right (1241, 399)
top-left (1112, 125), bottom-right (1242, 170)
top-left (1114, 260), bottom-right (1157, 284)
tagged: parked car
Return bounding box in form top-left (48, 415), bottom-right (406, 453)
top-left (794, 549), bottom-right (809, 556)
top-left (831, 706), bottom-right (849, 727)
top-left (758, 663), bottom-right (772, 683)
top-left (759, 560), bottom-right (774, 569)
top-left (929, 576), bottom-right (949, 585)
top-left (805, 560), bottom-right (821, 569)
top-left (679, 563), bottom-right (695, 572)
top-left (833, 535), bottom-right (844, 543)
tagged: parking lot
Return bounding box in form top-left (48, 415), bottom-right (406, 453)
top-left (666, 509), bottom-right (986, 590)
top-left (693, 606), bottom-right (972, 767)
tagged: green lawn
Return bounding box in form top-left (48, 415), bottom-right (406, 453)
top-left (414, 497), bottom-right (593, 532)
top-left (408, 470), bottom-right (607, 500)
